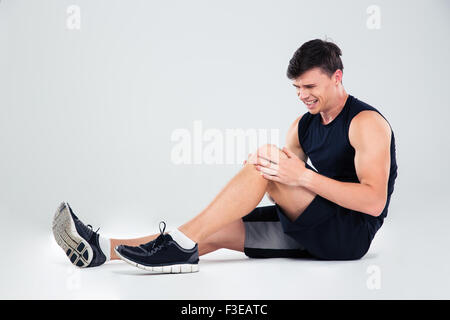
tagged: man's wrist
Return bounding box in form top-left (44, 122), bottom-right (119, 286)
top-left (299, 168), bottom-right (315, 189)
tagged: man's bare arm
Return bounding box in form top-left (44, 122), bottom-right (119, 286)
top-left (300, 111), bottom-right (391, 216)
top-left (285, 114), bottom-right (308, 162)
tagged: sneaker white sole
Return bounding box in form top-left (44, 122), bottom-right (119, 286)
top-left (114, 248), bottom-right (199, 274)
top-left (52, 202), bottom-right (94, 268)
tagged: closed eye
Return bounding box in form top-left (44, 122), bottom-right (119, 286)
top-left (293, 84), bottom-right (316, 89)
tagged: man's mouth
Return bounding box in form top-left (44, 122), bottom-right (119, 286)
top-left (304, 99), bottom-right (318, 108)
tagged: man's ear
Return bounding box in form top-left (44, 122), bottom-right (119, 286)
top-left (333, 69), bottom-right (343, 84)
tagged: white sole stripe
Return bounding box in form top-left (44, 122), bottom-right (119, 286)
top-left (114, 248), bottom-right (199, 274)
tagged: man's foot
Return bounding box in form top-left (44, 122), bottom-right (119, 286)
top-left (52, 202), bottom-right (107, 268)
top-left (115, 222), bottom-right (199, 273)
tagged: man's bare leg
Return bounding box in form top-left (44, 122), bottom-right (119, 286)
top-left (110, 144), bottom-right (316, 259)
top-left (109, 184), bottom-right (316, 260)
top-left (176, 144), bottom-right (318, 243)
top-left (110, 161), bottom-right (265, 259)
top-left (177, 163), bottom-right (268, 243)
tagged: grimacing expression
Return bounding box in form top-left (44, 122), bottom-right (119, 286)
top-left (292, 67), bottom-right (342, 114)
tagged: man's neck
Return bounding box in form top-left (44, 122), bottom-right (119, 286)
top-left (320, 89), bottom-right (348, 125)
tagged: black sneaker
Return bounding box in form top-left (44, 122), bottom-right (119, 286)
top-left (115, 221), bottom-right (199, 273)
top-left (52, 202), bottom-right (106, 268)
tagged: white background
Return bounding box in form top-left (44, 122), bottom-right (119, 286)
top-left (0, 0), bottom-right (449, 299)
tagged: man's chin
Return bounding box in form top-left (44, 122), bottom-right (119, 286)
top-left (306, 103), bottom-right (320, 114)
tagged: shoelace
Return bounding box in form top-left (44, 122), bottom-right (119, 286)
top-left (67, 202), bottom-right (100, 236)
top-left (139, 221), bottom-right (168, 254)
top-left (87, 224), bottom-right (100, 234)
top-left (76, 223), bottom-right (100, 241)
top-left (73, 218), bottom-right (100, 241)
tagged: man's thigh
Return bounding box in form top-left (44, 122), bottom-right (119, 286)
top-left (266, 182), bottom-right (316, 222)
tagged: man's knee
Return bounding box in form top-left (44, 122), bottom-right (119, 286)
top-left (256, 144), bottom-right (288, 162)
top-left (245, 144), bottom-right (287, 166)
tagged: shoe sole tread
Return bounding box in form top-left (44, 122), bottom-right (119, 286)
top-left (52, 202), bottom-right (93, 268)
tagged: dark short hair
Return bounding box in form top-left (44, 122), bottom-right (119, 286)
top-left (286, 39), bottom-right (343, 79)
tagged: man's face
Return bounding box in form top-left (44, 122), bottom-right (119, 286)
top-left (292, 67), bottom-right (341, 114)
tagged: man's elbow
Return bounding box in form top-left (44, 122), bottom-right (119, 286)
top-left (367, 197), bottom-right (387, 217)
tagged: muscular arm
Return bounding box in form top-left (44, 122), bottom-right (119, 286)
top-left (285, 114), bottom-right (308, 162)
top-left (301, 111), bottom-right (391, 216)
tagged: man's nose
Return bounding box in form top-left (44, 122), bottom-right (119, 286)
top-left (298, 89), bottom-right (309, 100)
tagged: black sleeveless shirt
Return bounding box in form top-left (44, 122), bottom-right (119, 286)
top-left (298, 94), bottom-right (398, 227)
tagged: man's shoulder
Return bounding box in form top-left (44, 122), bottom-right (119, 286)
top-left (286, 115), bottom-right (301, 140)
top-left (287, 112), bottom-right (312, 135)
top-left (347, 95), bottom-right (391, 131)
top-left (349, 110), bottom-right (392, 146)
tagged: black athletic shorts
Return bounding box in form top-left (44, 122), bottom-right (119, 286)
top-left (241, 165), bottom-right (382, 260)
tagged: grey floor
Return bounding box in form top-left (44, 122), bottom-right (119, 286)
top-left (2, 210), bottom-right (449, 300)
